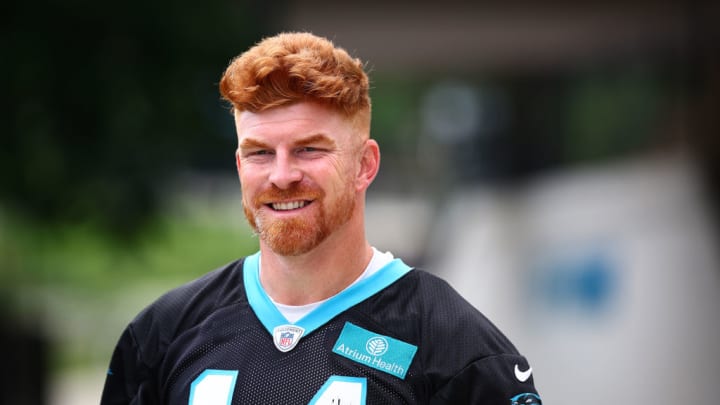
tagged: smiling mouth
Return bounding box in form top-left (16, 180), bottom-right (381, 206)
top-left (269, 200), bottom-right (311, 211)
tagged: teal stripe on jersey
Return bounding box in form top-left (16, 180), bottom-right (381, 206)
top-left (243, 252), bottom-right (412, 336)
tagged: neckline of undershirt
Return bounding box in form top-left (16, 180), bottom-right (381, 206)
top-left (267, 247), bottom-right (394, 323)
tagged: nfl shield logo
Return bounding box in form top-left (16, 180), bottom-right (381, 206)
top-left (273, 325), bottom-right (305, 352)
top-left (280, 332), bottom-right (294, 347)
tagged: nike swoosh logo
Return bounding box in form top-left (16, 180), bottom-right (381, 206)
top-left (514, 364), bottom-right (532, 382)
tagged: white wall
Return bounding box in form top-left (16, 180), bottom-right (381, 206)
top-left (425, 153), bottom-right (720, 404)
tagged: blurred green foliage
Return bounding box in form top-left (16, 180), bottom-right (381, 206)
top-left (564, 65), bottom-right (667, 163)
top-left (0, 203), bottom-right (259, 370)
top-left (0, 209), bottom-right (258, 292)
top-left (1, 0), bottom-right (273, 236)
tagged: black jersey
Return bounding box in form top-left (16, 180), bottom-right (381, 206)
top-left (101, 253), bottom-right (541, 404)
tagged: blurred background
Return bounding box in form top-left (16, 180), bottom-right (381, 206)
top-left (2, 0), bottom-right (719, 403)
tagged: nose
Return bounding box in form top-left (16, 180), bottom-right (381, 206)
top-left (268, 152), bottom-right (303, 189)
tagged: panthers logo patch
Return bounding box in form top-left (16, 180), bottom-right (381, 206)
top-left (510, 392), bottom-right (542, 404)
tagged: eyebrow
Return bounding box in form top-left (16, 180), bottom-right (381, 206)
top-left (239, 133), bottom-right (336, 150)
top-left (238, 138), bottom-right (270, 151)
top-left (296, 133), bottom-right (336, 148)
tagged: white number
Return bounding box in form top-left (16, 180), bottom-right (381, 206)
top-left (188, 369), bottom-right (238, 405)
top-left (188, 371), bottom-right (365, 405)
top-left (309, 376), bottom-right (367, 405)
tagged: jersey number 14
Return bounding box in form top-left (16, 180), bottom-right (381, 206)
top-left (189, 370), bottom-right (367, 405)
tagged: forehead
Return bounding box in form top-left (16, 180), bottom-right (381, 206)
top-left (234, 102), bottom-right (352, 143)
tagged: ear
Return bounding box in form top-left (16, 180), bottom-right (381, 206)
top-left (355, 139), bottom-right (380, 192)
top-left (235, 148), bottom-right (242, 178)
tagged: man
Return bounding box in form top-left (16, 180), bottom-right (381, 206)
top-left (101, 32), bottom-right (541, 404)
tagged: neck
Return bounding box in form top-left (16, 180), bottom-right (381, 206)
top-left (258, 214), bottom-right (373, 306)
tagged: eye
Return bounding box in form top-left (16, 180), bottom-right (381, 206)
top-left (297, 146), bottom-right (325, 155)
top-left (246, 149), bottom-right (273, 157)
top-left (241, 149), bottom-right (274, 162)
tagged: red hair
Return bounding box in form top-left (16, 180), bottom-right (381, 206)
top-left (219, 32), bottom-right (371, 130)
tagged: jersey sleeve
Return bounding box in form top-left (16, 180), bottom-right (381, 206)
top-left (428, 353), bottom-right (541, 404)
top-left (405, 270), bottom-right (542, 404)
top-left (99, 260), bottom-right (244, 404)
top-left (100, 325), bottom-right (159, 405)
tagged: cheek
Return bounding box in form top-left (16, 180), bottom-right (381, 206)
top-left (239, 174), bottom-right (261, 203)
top-left (327, 155), bottom-right (357, 181)
top-left (322, 162), bottom-right (355, 195)
top-left (239, 167), bottom-right (262, 188)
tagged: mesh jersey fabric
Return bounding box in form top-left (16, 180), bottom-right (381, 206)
top-left (100, 257), bottom-right (541, 404)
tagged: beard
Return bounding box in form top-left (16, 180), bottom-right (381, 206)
top-left (243, 182), bottom-right (356, 256)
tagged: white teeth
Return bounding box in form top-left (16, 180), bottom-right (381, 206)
top-left (272, 201), bottom-right (307, 211)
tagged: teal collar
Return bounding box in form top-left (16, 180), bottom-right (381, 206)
top-left (243, 252), bottom-right (412, 336)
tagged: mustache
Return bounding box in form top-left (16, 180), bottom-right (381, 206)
top-left (254, 184), bottom-right (323, 205)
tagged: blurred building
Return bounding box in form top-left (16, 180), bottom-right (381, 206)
top-left (420, 153), bottom-right (720, 404)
